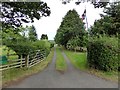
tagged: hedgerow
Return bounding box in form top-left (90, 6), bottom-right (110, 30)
top-left (87, 36), bottom-right (119, 71)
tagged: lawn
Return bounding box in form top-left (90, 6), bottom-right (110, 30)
top-left (64, 50), bottom-right (87, 70)
top-left (64, 49), bottom-right (118, 82)
top-left (2, 48), bottom-right (54, 87)
top-left (56, 47), bottom-right (67, 73)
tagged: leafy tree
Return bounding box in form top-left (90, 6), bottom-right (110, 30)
top-left (41, 34), bottom-right (48, 40)
top-left (67, 37), bottom-right (79, 51)
top-left (103, 2), bottom-right (120, 35)
top-left (55, 9), bottom-right (87, 48)
top-left (2, 27), bottom-right (34, 59)
top-left (62, 0), bottom-right (109, 8)
top-left (28, 25), bottom-right (38, 42)
top-left (90, 2), bottom-right (120, 36)
top-left (1, 2), bottom-right (51, 29)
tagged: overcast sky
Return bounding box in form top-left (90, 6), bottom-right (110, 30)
top-left (23, 0), bottom-right (104, 40)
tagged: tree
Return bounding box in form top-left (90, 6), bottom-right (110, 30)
top-left (41, 34), bottom-right (48, 40)
top-left (2, 26), bottom-right (35, 59)
top-left (55, 9), bottom-right (87, 48)
top-left (1, 2), bottom-right (51, 29)
top-left (61, 0), bottom-right (109, 8)
top-left (89, 2), bottom-right (120, 36)
top-left (28, 25), bottom-right (38, 42)
top-left (103, 2), bottom-right (120, 35)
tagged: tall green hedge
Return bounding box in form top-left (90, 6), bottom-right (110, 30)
top-left (87, 36), bottom-right (119, 71)
top-left (33, 40), bottom-right (51, 57)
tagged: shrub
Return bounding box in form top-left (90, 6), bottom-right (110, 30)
top-left (50, 43), bottom-right (54, 48)
top-left (33, 40), bottom-right (51, 57)
top-left (87, 36), bottom-right (119, 71)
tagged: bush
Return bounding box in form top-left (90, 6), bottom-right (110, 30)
top-left (33, 40), bottom-right (51, 57)
top-left (50, 43), bottom-right (54, 48)
top-left (5, 39), bottom-right (35, 58)
top-left (87, 36), bottom-right (119, 71)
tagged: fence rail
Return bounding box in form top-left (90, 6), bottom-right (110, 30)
top-left (0, 50), bottom-right (46, 71)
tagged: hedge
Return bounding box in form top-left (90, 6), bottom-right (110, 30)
top-left (33, 40), bottom-right (51, 57)
top-left (87, 36), bottom-right (119, 71)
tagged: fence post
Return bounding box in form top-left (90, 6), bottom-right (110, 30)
top-left (26, 55), bottom-right (29, 68)
top-left (20, 56), bottom-right (22, 68)
top-left (44, 50), bottom-right (46, 58)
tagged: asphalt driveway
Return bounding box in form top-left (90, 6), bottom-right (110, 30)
top-left (8, 48), bottom-right (118, 88)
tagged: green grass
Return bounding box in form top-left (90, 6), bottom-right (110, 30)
top-left (56, 47), bottom-right (67, 72)
top-left (2, 48), bottom-right (54, 87)
top-left (0, 46), bottom-right (18, 60)
top-left (64, 48), bottom-right (118, 82)
top-left (64, 50), bottom-right (87, 70)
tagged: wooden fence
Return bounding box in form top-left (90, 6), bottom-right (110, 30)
top-left (0, 50), bottom-right (46, 71)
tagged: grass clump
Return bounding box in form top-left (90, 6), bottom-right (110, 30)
top-left (56, 47), bottom-right (67, 73)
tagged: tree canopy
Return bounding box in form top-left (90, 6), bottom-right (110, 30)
top-left (89, 2), bottom-right (120, 36)
top-left (61, 0), bottom-right (109, 8)
top-left (41, 34), bottom-right (48, 40)
top-left (55, 9), bottom-right (87, 48)
top-left (1, 2), bottom-right (51, 29)
top-left (28, 25), bottom-right (38, 41)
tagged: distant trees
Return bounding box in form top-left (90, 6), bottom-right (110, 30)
top-left (41, 34), bottom-right (48, 40)
top-left (28, 25), bottom-right (38, 42)
top-left (55, 9), bottom-right (87, 49)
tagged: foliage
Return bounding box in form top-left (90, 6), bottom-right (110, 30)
top-left (50, 42), bottom-right (54, 49)
top-left (1, 2), bottom-right (51, 29)
top-left (87, 36), bottom-right (119, 71)
top-left (67, 37), bottom-right (79, 51)
top-left (48, 40), bottom-right (55, 48)
top-left (4, 36), bottom-right (34, 58)
top-left (2, 26), bottom-right (51, 59)
top-left (28, 25), bottom-right (38, 42)
top-left (55, 9), bottom-right (87, 48)
top-left (89, 2), bottom-right (120, 36)
top-left (62, 0), bottom-right (109, 8)
top-left (40, 34), bottom-right (48, 40)
top-left (33, 40), bottom-right (51, 57)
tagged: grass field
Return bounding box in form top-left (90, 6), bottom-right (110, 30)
top-left (0, 46), bottom-right (18, 60)
top-left (2, 48), bottom-right (54, 87)
top-left (56, 47), bottom-right (67, 73)
top-left (64, 49), bottom-right (118, 82)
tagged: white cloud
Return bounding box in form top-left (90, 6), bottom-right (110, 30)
top-left (23, 0), bottom-right (104, 40)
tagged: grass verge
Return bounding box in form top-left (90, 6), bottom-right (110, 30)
top-left (64, 49), bottom-right (118, 82)
top-left (2, 48), bottom-right (54, 87)
top-left (56, 47), bottom-right (67, 73)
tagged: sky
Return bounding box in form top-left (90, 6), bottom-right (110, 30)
top-left (23, 0), bottom-right (104, 40)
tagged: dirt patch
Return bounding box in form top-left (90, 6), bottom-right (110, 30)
top-left (56, 69), bottom-right (65, 74)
